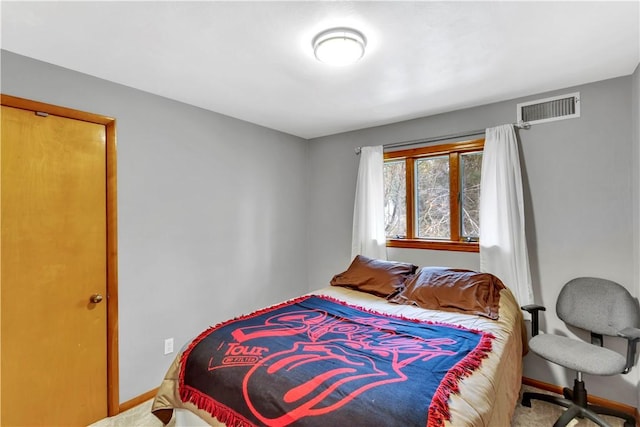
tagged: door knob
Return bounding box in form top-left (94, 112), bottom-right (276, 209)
top-left (90, 294), bottom-right (104, 304)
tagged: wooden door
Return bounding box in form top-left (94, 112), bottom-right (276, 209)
top-left (1, 97), bottom-right (119, 426)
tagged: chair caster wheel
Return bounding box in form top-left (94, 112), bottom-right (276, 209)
top-left (521, 397), bottom-right (532, 408)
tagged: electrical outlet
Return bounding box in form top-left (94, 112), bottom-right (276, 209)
top-left (164, 338), bottom-right (174, 355)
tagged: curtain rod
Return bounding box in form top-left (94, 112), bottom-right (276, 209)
top-left (354, 122), bottom-right (531, 155)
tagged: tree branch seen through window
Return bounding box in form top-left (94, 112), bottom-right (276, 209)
top-left (383, 139), bottom-right (484, 252)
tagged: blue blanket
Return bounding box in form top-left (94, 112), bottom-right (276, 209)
top-left (180, 295), bottom-right (493, 427)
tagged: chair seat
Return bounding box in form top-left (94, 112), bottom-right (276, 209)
top-left (529, 334), bottom-right (626, 375)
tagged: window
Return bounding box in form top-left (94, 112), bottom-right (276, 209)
top-left (383, 139), bottom-right (483, 252)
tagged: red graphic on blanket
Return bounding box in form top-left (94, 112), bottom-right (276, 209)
top-left (212, 342), bottom-right (270, 367)
top-left (224, 309), bottom-right (457, 427)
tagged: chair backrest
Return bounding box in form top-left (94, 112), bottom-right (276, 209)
top-left (556, 277), bottom-right (640, 336)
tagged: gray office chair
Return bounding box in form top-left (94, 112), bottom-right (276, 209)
top-left (521, 277), bottom-right (640, 427)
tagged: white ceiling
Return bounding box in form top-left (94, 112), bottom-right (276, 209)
top-left (1, 1), bottom-right (639, 139)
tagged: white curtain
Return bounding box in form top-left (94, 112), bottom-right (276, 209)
top-left (479, 124), bottom-right (533, 306)
top-left (351, 146), bottom-right (387, 260)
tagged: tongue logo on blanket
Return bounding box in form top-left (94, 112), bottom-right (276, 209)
top-left (243, 335), bottom-right (457, 426)
top-left (212, 308), bottom-right (458, 425)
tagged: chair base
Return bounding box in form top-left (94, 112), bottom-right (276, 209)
top-left (521, 379), bottom-right (636, 427)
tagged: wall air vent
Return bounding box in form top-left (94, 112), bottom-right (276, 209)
top-left (517, 92), bottom-right (580, 125)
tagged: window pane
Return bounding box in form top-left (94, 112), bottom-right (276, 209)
top-left (415, 156), bottom-right (449, 239)
top-left (383, 160), bottom-right (406, 238)
top-left (461, 152), bottom-right (482, 239)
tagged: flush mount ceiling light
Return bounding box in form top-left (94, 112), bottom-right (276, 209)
top-left (312, 28), bottom-right (366, 66)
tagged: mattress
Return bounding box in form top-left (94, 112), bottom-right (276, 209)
top-left (152, 285), bottom-right (524, 426)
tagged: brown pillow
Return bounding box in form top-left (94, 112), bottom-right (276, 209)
top-left (330, 255), bottom-right (418, 297)
top-left (388, 267), bottom-right (505, 319)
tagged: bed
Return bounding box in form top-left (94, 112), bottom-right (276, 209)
top-left (152, 257), bottom-right (525, 427)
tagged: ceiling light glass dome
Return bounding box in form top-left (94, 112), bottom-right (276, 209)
top-left (312, 28), bottom-right (366, 66)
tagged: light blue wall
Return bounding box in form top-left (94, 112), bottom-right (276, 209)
top-left (308, 75), bottom-right (638, 406)
top-left (1, 50), bottom-right (310, 402)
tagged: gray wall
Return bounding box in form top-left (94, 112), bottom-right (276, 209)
top-left (1, 50), bottom-right (310, 402)
top-left (308, 76), bottom-right (639, 406)
top-left (632, 62), bottom-right (640, 409)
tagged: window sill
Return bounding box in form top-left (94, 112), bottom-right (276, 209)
top-left (386, 239), bottom-right (479, 253)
